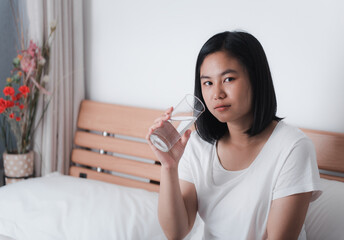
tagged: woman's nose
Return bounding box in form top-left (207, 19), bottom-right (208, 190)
top-left (213, 84), bottom-right (226, 100)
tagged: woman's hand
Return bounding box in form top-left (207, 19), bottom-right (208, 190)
top-left (146, 107), bottom-right (192, 169)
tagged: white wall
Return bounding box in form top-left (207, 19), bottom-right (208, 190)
top-left (84, 0), bottom-right (344, 133)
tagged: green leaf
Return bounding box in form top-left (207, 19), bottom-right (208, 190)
top-left (12, 58), bottom-right (20, 68)
top-left (13, 74), bottom-right (20, 82)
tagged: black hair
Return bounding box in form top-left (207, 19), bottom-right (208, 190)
top-left (194, 31), bottom-right (282, 144)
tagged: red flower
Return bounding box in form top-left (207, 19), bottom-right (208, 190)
top-left (0, 98), bottom-right (6, 106)
top-left (19, 85), bottom-right (30, 96)
top-left (6, 101), bottom-right (14, 108)
top-left (19, 104), bottom-right (24, 109)
top-left (16, 93), bottom-right (22, 99)
top-left (16, 117), bottom-right (21, 121)
top-left (0, 99), bottom-right (6, 114)
top-left (3, 86), bottom-right (15, 96)
top-left (9, 113), bottom-right (14, 119)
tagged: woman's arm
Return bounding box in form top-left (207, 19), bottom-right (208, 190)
top-left (146, 107), bottom-right (197, 239)
top-left (266, 192), bottom-right (312, 240)
top-left (158, 169), bottom-right (198, 239)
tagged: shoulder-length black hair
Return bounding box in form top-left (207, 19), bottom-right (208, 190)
top-left (194, 31), bottom-right (282, 144)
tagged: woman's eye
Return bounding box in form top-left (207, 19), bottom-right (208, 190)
top-left (203, 81), bottom-right (212, 86)
top-left (224, 77), bottom-right (234, 82)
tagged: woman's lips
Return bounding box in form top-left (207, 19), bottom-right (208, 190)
top-left (214, 105), bottom-right (231, 111)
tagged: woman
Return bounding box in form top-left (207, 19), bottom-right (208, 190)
top-left (147, 31), bottom-right (321, 240)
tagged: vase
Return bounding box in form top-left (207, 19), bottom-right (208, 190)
top-left (3, 151), bottom-right (34, 185)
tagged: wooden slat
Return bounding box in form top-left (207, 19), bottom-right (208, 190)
top-left (77, 100), bottom-right (164, 139)
top-left (74, 131), bottom-right (157, 161)
top-left (302, 128), bottom-right (344, 173)
top-left (71, 149), bottom-right (161, 182)
top-left (69, 166), bottom-right (159, 192)
top-left (320, 173), bottom-right (344, 183)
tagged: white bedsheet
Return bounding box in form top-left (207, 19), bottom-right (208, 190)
top-left (1, 173), bottom-right (343, 240)
top-left (0, 173), bottom-right (203, 240)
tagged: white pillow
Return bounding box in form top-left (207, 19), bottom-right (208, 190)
top-left (0, 173), bottom-right (200, 240)
top-left (0, 235), bottom-right (15, 240)
top-left (305, 178), bottom-right (344, 240)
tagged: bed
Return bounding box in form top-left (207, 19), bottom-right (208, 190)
top-left (0, 100), bottom-right (343, 240)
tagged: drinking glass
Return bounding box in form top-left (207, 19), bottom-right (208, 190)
top-left (149, 94), bottom-right (205, 152)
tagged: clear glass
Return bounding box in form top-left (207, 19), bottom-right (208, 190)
top-left (149, 94), bottom-right (205, 152)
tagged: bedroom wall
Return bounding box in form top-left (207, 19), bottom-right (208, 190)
top-left (84, 0), bottom-right (344, 133)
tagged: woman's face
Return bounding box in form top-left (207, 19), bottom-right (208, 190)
top-left (200, 51), bottom-right (253, 125)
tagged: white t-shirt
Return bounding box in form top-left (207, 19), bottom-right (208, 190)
top-left (178, 121), bottom-right (322, 240)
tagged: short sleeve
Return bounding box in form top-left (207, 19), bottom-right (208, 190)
top-left (273, 138), bottom-right (322, 201)
top-left (178, 134), bottom-right (195, 184)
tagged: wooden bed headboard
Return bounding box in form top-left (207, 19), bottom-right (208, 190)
top-left (301, 128), bottom-right (344, 182)
top-left (69, 100), bottom-right (164, 192)
top-left (69, 100), bottom-right (344, 193)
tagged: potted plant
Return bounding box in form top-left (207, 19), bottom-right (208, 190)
top-left (0, 12), bottom-right (56, 184)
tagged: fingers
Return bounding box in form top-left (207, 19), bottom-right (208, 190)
top-left (146, 120), bottom-right (162, 141)
top-left (153, 107), bottom-right (173, 124)
top-left (165, 106), bottom-right (173, 114)
top-left (146, 106), bottom-right (173, 142)
top-left (180, 129), bottom-right (192, 148)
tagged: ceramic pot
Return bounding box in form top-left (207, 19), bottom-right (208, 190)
top-left (3, 151), bottom-right (34, 185)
